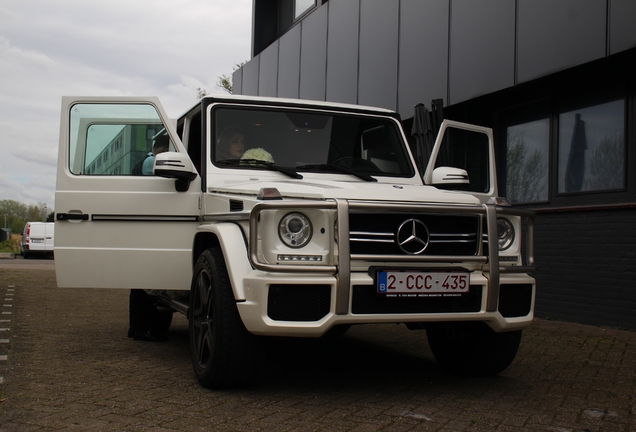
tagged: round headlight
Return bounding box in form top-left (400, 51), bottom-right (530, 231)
top-left (496, 218), bottom-right (515, 251)
top-left (279, 212), bottom-right (313, 248)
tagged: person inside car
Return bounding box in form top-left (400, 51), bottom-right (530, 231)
top-left (141, 135), bottom-right (170, 175)
top-left (216, 127), bottom-right (246, 160)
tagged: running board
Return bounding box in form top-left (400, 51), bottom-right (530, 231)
top-left (154, 295), bottom-right (189, 316)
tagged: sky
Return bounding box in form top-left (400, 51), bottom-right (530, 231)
top-left (0, 0), bottom-right (252, 210)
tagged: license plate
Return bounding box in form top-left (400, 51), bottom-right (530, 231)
top-left (377, 270), bottom-right (469, 297)
top-left (31, 239), bottom-right (44, 243)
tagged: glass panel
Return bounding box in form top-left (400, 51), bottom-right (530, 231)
top-left (558, 100), bottom-right (624, 193)
top-left (69, 103), bottom-right (174, 175)
top-left (505, 118), bottom-right (549, 203)
top-left (434, 127), bottom-right (490, 193)
top-left (295, 0), bottom-right (316, 19)
top-left (213, 107), bottom-right (414, 177)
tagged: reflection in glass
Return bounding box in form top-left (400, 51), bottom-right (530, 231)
top-left (505, 119), bottom-right (549, 204)
top-left (69, 103), bottom-right (172, 176)
top-left (558, 100), bottom-right (624, 193)
top-left (295, 0), bottom-right (316, 19)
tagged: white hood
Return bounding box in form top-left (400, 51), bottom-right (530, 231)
top-left (208, 177), bottom-right (482, 206)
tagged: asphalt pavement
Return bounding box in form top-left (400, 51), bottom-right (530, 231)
top-left (0, 258), bottom-right (634, 431)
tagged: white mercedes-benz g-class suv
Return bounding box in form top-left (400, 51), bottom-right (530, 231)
top-left (55, 95), bottom-right (535, 388)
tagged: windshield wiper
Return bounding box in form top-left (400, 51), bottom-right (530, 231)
top-left (217, 159), bottom-right (303, 179)
top-left (296, 163), bottom-right (377, 182)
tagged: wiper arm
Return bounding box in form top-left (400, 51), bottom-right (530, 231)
top-left (296, 163), bottom-right (377, 182)
top-left (218, 159), bottom-right (303, 179)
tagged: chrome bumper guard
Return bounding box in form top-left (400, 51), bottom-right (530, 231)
top-left (249, 200), bottom-right (536, 315)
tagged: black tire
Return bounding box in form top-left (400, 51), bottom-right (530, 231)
top-left (189, 247), bottom-right (259, 388)
top-left (426, 322), bottom-right (522, 377)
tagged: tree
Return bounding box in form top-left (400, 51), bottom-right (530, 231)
top-left (505, 132), bottom-right (548, 204)
top-left (584, 133), bottom-right (623, 191)
top-left (216, 74), bottom-right (232, 93)
top-left (197, 62), bottom-right (246, 99)
top-left (1, 199), bottom-right (52, 234)
top-left (216, 62), bottom-right (246, 94)
top-left (196, 87), bottom-right (208, 100)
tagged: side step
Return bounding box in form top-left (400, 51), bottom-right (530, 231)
top-left (153, 294), bottom-right (189, 316)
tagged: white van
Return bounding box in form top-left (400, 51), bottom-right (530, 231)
top-left (21, 222), bottom-right (54, 259)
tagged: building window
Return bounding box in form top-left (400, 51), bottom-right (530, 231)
top-left (557, 99), bottom-right (625, 194)
top-left (295, 0), bottom-right (315, 20)
top-left (497, 92), bottom-right (628, 207)
top-left (505, 118), bottom-right (549, 204)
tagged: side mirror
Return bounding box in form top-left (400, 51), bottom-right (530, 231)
top-left (431, 166), bottom-right (470, 190)
top-left (154, 152), bottom-right (197, 192)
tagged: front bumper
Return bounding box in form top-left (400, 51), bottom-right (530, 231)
top-left (237, 270), bottom-right (535, 336)
top-left (240, 199), bottom-right (536, 336)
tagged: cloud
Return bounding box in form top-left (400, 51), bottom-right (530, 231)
top-left (11, 147), bottom-right (58, 168)
top-left (0, 0), bottom-right (252, 208)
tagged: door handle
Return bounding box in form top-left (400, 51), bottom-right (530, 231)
top-left (57, 213), bottom-right (89, 221)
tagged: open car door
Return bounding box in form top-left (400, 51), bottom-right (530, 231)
top-left (423, 120), bottom-right (497, 203)
top-left (55, 96), bottom-right (201, 290)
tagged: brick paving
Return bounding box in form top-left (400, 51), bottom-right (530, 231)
top-left (0, 265), bottom-right (635, 431)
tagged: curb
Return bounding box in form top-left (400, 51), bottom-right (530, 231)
top-left (0, 253), bottom-right (15, 259)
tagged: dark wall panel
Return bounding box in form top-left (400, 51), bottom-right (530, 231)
top-left (232, 67), bottom-right (243, 95)
top-left (398, 0), bottom-right (449, 116)
top-left (358, 0), bottom-right (399, 110)
top-left (277, 25), bottom-right (301, 98)
top-left (242, 56), bottom-right (260, 96)
top-left (610, 0), bottom-right (636, 54)
top-left (300, 4), bottom-right (328, 101)
top-left (449, 0), bottom-right (515, 105)
top-left (534, 209), bottom-right (636, 330)
top-left (326, 0), bottom-right (359, 104)
top-left (258, 41), bottom-right (279, 97)
top-left (517, 0), bottom-right (607, 84)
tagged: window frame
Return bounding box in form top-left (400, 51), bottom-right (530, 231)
top-left (495, 88), bottom-right (633, 209)
top-left (549, 90), bottom-right (631, 207)
top-left (294, 0), bottom-right (316, 21)
top-left (497, 99), bottom-right (552, 206)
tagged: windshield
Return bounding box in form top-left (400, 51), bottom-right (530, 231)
top-left (212, 106), bottom-right (414, 178)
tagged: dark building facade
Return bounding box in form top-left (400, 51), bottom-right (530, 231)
top-left (234, 0), bottom-right (636, 329)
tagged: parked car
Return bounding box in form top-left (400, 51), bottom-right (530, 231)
top-left (21, 222), bottom-right (54, 259)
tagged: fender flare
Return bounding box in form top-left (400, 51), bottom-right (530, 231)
top-left (193, 223), bottom-right (252, 301)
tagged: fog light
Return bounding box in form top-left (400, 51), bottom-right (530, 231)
top-left (277, 255), bottom-right (322, 262)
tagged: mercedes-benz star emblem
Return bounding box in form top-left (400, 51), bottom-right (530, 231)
top-left (396, 219), bottom-right (430, 254)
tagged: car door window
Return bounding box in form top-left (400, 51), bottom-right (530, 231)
top-left (69, 103), bottom-right (175, 175)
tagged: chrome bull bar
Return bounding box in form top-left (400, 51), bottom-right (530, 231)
top-left (249, 199), bottom-right (536, 315)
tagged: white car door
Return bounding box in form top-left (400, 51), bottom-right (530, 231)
top-left (423, 119), bottom-right (498, 204)
top-left (55, 96), bottom-right (201, 290)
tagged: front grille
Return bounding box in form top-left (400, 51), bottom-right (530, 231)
top-left (351, 285), bottom-right (482, 314)
top-left (498, 284), bottom-right (533, 317)
top-left (267, 284), bottom-right (331, 321)
top-left (349, 213), bottom-right (480, 256)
